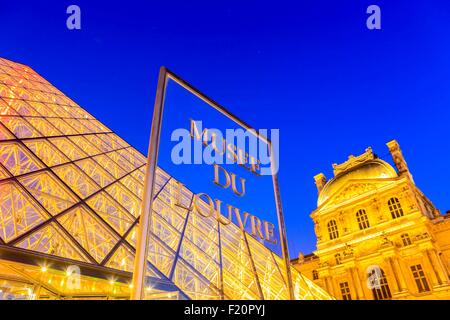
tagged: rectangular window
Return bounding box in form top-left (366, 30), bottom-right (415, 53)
top-left (335, 254), bottom-right (342, 265)
top-left (339, 281), bottom-right (352, 300)
top-left (410, 264), bottom-right (430, 293)
top-left (401, 234), bottom-right (412, 246)
top-left (312, 270), bottom-right (319, 280)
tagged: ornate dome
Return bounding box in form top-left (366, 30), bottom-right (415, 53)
top-left (317, 152), bottom-right (397, 207)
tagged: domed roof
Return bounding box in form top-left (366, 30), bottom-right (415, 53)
top-left (317, 157), bottom-right (397, 207)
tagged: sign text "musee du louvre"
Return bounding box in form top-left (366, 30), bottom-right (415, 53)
top-left (170, 119), bottom-right (277, 244)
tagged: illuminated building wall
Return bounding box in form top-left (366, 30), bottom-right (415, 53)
top-left (293, 144), bottom-right (450, 300)
top-left (0, 57), bottom-right (332, 300)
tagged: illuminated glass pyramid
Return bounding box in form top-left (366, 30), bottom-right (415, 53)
top-left (0, 57), bottom-right (332, 300)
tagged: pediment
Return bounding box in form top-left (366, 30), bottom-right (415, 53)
top-left (319, 178), bottom-right (398, 209)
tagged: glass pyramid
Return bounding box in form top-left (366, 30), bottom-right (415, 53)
top-left (0, 57), bottom-right (332, 300)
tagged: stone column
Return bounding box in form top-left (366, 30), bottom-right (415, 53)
top-left (329, 277), bottom-right (339, 299)
top-left (391, 257), bottom-right (408, 291)
top-left (350, 267), bottom-right (365, 300)
top-left (427, 249), bottom-right (449, 285)
top-left (347, 268), bottom-right (357, 300)
top-left (422, 250), bottom-right (440, 287)
top-left (384, 259), bottom-right (400, 293)
top-left (438, 252), bottom-right (450, 280)
top-left (324, 276), bottom-right (334, 297)
top-left (353, 268), bottom-right (367, 299)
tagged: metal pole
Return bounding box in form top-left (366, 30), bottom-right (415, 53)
top-left (131, 67), bottom-right (294, 300)
top-left (271, 143), bottom-right (295, 300)
top-left (131, 67), bottom-right (167, 300)
top-left (274, 174), bottom-right (295, 299)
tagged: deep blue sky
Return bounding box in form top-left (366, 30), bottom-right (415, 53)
top-left (2, 1), bottom-right (450, 257)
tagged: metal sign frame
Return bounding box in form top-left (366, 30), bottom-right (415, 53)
top-left (131, 67), bottom-right (294, 300)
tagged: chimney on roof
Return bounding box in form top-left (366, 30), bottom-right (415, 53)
top-left (298, 252), bottom-right (305, 263)
top-left (314, 173), bottom-right (327, 194)
top-left (386, 140), bottom-right (414, 182)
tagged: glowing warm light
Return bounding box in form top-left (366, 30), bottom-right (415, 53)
top-left (0, 57), bottom-right (333, 301)
top-left (294, 144), bottom-right (450, 300)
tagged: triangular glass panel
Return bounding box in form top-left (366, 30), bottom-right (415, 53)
top-left (104, 244), bottom-right (135, 273)
top-left (106, 182), bottom-right (141, 218)
top-left (0, 117), bottom-right (41, 138)
top-left (52, 164), bottom-right (99, 199)
top-left (14, 222), bottom-right (89, 262)
top-left (18, 170), bottom-right (78, 215)
top-left (74, 158), bottom-right (115, 188)
top-left (86, 192), bottom-right (135, 236)
top-left (0, 123), bottom-right (14, 140)
top-left (48, 137), bottom-right (87, 161)
top-left (58, 205), bottom-right (119, 263)
top-left (0, 141), bottom-right (43, 176)
top-left (0, 181), bottom-right (50, 243)
top-left (24, 139), bottom-right (70, 167)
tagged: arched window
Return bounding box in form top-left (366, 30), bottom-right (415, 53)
top-left (368, 267), bottom-right (392, 300)
top-left (327, 220), bottom-right (339, 240)
top-left (312, 270), bottom-right (319, 280)
top-left (335, 253), bottom-right (342, 265)
top-left (356, 209), bottom-right (370, 230)
top-left (388, 197), bottom-right (404, 219)
top-left (401, 233), bottom-right (412, 246)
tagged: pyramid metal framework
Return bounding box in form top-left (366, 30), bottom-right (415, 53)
top-left (0, 57), bottom-right (333, 300)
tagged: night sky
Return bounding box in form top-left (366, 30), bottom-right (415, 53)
top-left (2, 0), bottom-right (450, 257)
